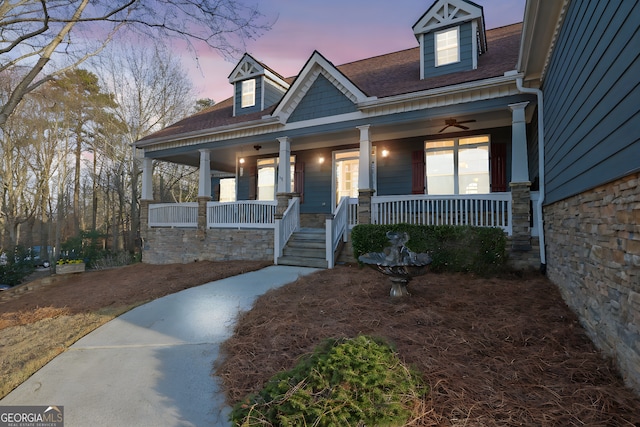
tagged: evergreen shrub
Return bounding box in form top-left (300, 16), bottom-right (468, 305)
top-left (351, 224), bottom-right (507, 275)
top-left (231, 335), bottom-right (426, 426)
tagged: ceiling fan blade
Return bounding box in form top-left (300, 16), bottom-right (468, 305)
top-left (455, 124), bottom-right (470, 130)
top-left (456, 119), bottom-right (476, 125)
top-left (438, 125), bottom-right (450, 133)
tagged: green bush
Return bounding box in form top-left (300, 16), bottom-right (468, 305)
top-left (352, 224), bottom-right (507, 275)
top-left (231, 335), bottom-right (426, 426)
top-left (0, 246), bottom-right (36, 286)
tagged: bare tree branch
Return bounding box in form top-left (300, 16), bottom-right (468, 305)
top-left (0, 0), bottom-right (270, 128)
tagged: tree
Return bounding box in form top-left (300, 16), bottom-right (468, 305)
top-left (96, 42), bottom-right (198, 251)
top-left (195, 98), bottom-right (216, 112)
top-left (0, 0), bottom-right (270, 128)
top-left (48, 69), bottom-right (119, 235)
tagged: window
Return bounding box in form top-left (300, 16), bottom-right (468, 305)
top-left (334, 150), bottom-right (360, 206)
top-left (219, 178), bottom-right (236, 202)
top-left (257, 157), bottom-right (295, 201)
top-left (241, 79), bottom-right (256, 108)
top-left (425, 136), bottom-right (489, 194)
top-left (435, 27), bottom-right (459, 66)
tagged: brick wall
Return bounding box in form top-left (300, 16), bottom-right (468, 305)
top-left (142, 228), bottom-right (274, 264)
top-left (545, 172), bottom-right (640, 393)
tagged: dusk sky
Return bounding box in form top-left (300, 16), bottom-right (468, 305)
top-left (182, 0), bottom-right (526, 102)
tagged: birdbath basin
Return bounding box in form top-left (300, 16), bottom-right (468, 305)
top-left (358, 231), bottom-right (432, 297)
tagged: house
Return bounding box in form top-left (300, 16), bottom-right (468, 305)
top-left (518, 0), bottom-right (640, 393)
top-left (135, 0), bottom-right (640, 394)
top-left (136, 0), bottom-right (540, 269)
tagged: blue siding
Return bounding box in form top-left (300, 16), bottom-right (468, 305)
top-left (296, 149), bottom-right (333, 214)
top-left (264, 79), bottom-right (286, 109)
top-left (527, 111), bottom-right (539, 190)
top-left (234, 77), bottom-right (263, 116)
top-left (375, 139), bottom-right (423, 195)
top-left (288, 74), bottom-right (357, 122)
top-left (543, 0), bottom-right (640, 204)
top-left (423, 22), bottom-right (474, 79)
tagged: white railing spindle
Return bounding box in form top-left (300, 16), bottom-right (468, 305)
top-left (371, 193), bottom-right (513, 234)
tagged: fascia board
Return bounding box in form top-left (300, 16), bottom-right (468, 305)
top-left (358, 73), bottom-right (524, 110)
top-left (517, 0), bottom-right (568, 83)
top-left (135, 116), bottom-right (282, 148)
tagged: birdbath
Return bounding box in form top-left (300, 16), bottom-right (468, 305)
top-left (358, 231), bottom-right (432, 297)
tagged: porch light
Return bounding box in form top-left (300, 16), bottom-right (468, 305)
top-left (382, 149), bottom-right (389, 158)
top-left (318, 156), bottom-right (325, 164)
top-left (239, 157), bottom-right (245, 164)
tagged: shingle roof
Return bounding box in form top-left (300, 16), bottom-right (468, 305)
top-left (139, 23), bottom-right (522, 143)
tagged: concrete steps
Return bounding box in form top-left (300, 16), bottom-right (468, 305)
top-left (277, 228), bottom-right (328, 269)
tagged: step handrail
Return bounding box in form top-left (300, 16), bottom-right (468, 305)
top-left (274, 197), bottom-right (300, 264)
top-left (325, 196), bottom-right (349, 268)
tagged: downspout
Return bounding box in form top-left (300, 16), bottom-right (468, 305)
top-left (516, 77), bottom-right (546, 272)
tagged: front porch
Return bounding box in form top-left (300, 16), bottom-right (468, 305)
top-left (140, 191), bottom-right (540, 268)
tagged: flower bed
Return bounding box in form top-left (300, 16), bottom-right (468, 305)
top-left (56, 262), bottom-right (85, 274)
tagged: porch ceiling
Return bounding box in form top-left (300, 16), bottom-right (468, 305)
top-left (147, 108), bottom-right (520, 173)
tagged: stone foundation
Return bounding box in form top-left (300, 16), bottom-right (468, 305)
top-left (300, 213), bottom-right (328, 228)
top-left (142, 227), bottom-right (274, 264)
top-left (545, 172), bottom-right (640, 394)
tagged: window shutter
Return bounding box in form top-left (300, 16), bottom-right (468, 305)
top-left (294, 161), bottom-right (305, 203)
top-left (491, 143), bottom-right (507, 192)
top-left (411, 150), bottom-right (425, 194)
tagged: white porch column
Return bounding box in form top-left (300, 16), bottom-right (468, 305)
top-left (509, 102), bottom-right (530, 183)
top-left (357, 125), bottom-right (371, 189)
top-left (141, 157), bottom-right (154, 200)
top-left (198, 149), bottom-right (212, 198)
top-left (277, 137), bottom-right (291, 193)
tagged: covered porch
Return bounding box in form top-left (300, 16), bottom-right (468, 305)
top-left (138, 95), bottom-right (540, 269)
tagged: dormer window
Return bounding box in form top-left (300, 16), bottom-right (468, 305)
top-left (413, 0), bottom-right (487, 79)
top-left (435, 27), bottom-right (460, 66)
top-left (241, 79), bottom-right (256, 108)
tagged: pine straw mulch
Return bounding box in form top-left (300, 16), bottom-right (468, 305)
top-left (215, 265), bottom-right (640, 426)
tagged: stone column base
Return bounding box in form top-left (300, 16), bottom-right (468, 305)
top-left (358, 189), bottom-right (375, 225)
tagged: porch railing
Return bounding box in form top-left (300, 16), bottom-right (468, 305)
top-left (348, 198), bottom-right (358, 229)
top-left (274, 197), bottom-right (300, 263)
top-left (207, 201), bottom-right (277, 228)
top-left (148, 203), bottom-right (198, 227)
top-left (326, 197), bottom-right (350, 268)
top-left (371, 193), bottom-right (512, 234)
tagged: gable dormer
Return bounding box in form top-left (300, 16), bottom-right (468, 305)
top-left (228, 54), bottom-right (289, 117)
top-left (412, 0), bottom-right (487, 79)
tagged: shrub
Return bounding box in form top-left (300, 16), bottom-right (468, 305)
top-left (231, 335), bottom-right (426, 426)
top-left (0, 246), bottom-right (36, 286)
top-left (352, 224), bottom-right (507, 275)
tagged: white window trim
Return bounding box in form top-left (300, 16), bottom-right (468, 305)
top-left (434, 26), bottom-right (460, 67)
top-left (257, 156), bottom-right (295, 201)
top-left (241, 79), bottom-right (256, 108)
top-left (425, 135), bottom-right (490, 195)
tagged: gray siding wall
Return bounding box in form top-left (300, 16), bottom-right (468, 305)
top-left (543, 0), bottom-right (640, 204)
top-left (234, 77), bottom-right (264, 116)
top-left (375, 138), bottom-right (423, 196)
top-left (288, 74), bottom-right (357, 122)
top-left (264, 79), bottom-right (286, 109)
top-left (296, 149), bottom-right (333, 214)
top-left (423, 22), bottom-right (474, 79)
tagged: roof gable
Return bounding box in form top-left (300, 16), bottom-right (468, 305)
top-left (228, 53), bottom-right (264, 83)
top-left (271, 51), bottom-right (375, 123)
top-left (413, 0), bottom-right (484, 35)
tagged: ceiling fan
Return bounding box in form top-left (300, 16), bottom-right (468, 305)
top-left (439, 118), bottom-right (476, 133)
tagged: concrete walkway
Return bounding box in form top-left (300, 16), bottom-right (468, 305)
top-left (1, 265), bottom-right (319, 426)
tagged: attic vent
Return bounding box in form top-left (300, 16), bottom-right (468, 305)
top-left (231, 61), bottom-right (261, 81)
top-left (428, 3), bottom-right (471, 26)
